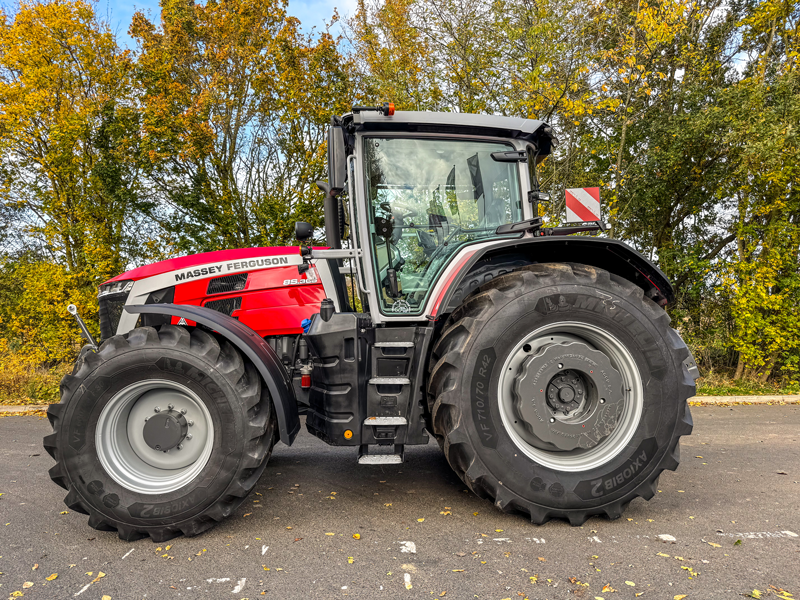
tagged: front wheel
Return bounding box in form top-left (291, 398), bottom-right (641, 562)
top-left (44, 325), bottom-right (277, 541)
top-left (427, 263), bottom-right (696, 525)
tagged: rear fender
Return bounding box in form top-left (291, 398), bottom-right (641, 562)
top-left (125, 304), bottom-right (300, 446)
top-left (438, 237), bottom-right (674, 315)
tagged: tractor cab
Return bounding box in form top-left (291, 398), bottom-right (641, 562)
top-left (309, 105), bottom-right (556, 320)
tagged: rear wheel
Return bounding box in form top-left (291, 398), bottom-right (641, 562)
top-left (44, 325), bottom-right (277, 541)
top-left (427, 263), bottom-right (695, 525)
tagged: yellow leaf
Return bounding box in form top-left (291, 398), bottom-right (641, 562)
top-left (102, 596), bottom-right (112, 600)
top-left (452, 569), bottom-right (464, 572)
top-left (23, 582), bottom-right (34, 588)
top-left (60, 511), bottom-right (69, 515)
top-left (417, 518), bottom-right (425, 522)
top-left (46, 574), bottom-right (57, 581)
top-left (674, 595), bottom-right (688, 599)
top-left (626, 581), bottom-right (636, 586)
top-left (352, 533), bottom-right (360, 539)
top-left (707, 542), bottom-right (721, 548)
top-left (495, 529), bottom-right (504, 532)
top-left (348, 557), bottom-right (354, 564)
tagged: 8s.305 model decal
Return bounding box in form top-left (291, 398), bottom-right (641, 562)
top-left (283, 277), bottom-right (318, 286)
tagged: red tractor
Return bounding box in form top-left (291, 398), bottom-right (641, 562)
top-left (45, 106), bottom-right (697, 542)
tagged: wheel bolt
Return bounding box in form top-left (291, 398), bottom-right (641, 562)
top-left (181, 408), bottom-right (187, 415)
top-left (549, 417), bottom-right (556, 423)
top-left (600, 398), bottom-right (606, 404)
top-left (186, 434), bottom-right (193, 440)
top-left (168, 403), bottom-right (174, 410)
top-left (188, 420), bottom-right (194, 426)
top-left (154, 407), bottom-right (161, 413)
top-left (177, 444), bottom-right (183, 450)
top-left (144, 417), bottom-right (149, 422)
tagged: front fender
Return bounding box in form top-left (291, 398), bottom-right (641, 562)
top-left (125, 304), bottom-right (300, 446)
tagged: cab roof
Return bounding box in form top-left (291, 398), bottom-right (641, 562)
top-left (346, 110), bottom-right (555, 155)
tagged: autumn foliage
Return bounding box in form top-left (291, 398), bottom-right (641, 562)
top-left (0, 0), bottom-right (798, 402)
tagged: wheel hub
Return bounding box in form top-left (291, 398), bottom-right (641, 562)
top-left (143, 410), bottom-right (188, 451)
top-left (546, 369), bottom-right (586, 414)
top-left (512, 340), bottom-right (625, 452)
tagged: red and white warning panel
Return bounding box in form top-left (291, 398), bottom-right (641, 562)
top-left (565, 187), bottom-right (601, 223)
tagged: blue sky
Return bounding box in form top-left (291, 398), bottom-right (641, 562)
top-left (100, 0), bottom-right (358, 48)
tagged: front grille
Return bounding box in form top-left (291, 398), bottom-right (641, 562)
top-left (99, 294), bottom-right (128, 340)
top-left (204, 296), bottom-right (242, 316)
top-left (207, 273), bottom-right (248, 295)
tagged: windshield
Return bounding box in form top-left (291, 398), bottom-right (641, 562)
top-left (363, 137), bottom-right (523, 315)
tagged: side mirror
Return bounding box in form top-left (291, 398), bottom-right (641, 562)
top-left (327, 125), bottom-right (346, 195)
top-left (295, 221), bottom-right (314, 242)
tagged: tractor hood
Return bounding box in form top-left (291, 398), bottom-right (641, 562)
top-left (103, 247), bottom-right (302, 285)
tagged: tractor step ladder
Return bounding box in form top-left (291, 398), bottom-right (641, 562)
top-left (358, 443), bottom-right (405, 464)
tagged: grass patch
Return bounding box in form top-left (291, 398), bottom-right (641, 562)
top-left (696, 372), bottom-right (799, 396)
top-left (0, 359), bottom-right (70, 405)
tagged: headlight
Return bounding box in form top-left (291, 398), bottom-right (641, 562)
top-left (98, 280), bottom-right (134, 297)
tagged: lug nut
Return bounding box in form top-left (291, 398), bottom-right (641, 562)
top-left (154, 407), bottom-right (161, 413)
top-left (549, 417), bottom-right (556, 423)
top-left (177, 444), bottom-right (183, 450)
top-left (600, 398), bottom-right (606, 404)
top-left (186, 434), bottom-right (193, 440)
top-left (188, 420), bottom-right (194, 426)
top-left (181, 408), bottom-right (187, 415)
top-left (144, 417), bottom-right (149, 422)
top-left (168, 403), bottom-right (174, 410)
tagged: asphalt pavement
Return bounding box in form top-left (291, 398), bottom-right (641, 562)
top-left (0, 406), bottom-right (798, 599)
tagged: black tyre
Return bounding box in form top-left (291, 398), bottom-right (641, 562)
top-left (427, 263), bottom-right (695, 525)
top-left (44, 325), bottom-right (277, 541)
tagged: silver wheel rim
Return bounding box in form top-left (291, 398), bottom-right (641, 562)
top-left (96, 380), bottom-right (214, 494)
top-left (498, 322), bottom-right (643, 472)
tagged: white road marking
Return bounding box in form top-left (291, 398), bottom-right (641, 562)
top-left (716, 530), bottom-right (798, 539)
top-left (399, 541), bottom-right (416, 554)
top-left (231, 578), bottom-right (246, 593)
top-left (73, 583), bottom-right (93, 597)
top-left (206, 578), bottom-right (231, 583)
top-left (262, 545), bottom-right (269, 555)
top-left (525, 537), bottom-right (546, 543)
top-left (121, 548), bottom-right (134, 560)
top-left (404, 573), bottom-right (412, 590)
top-left (589, 536), bottom-right (602, 543)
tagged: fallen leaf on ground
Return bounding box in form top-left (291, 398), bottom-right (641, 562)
top-left (325, 532), bottom-right (335, 536)
top-left (747, 591), bottom-right (762, 599)
top-left (452, 569), bottom-right (465, 572)
top-left (674, 595), bottom-right (687, 599)
top-left (734, 539), bottom-right (742, 546)
top-left (22, 582), bottom-right (33, 589)
top-left (602, 583), bottom-right (617, 591)
top-left (352, 533), bottom-right (360, 539)
top-left (46, 573), bottom-right (57, 581)
top-left (102, 596), bottom-right (111, 600)
top-left (417, 518), bottom-right (425, 522)
top-left (348, 557), bottom-right (354, 564)
top-left (707, 542), bottom-right (721, 548)
top-left (59, 511), bottom-right (68, 514)
top-left (31, 564), bottom-right (38, 571)
top-left (538, 557), bottom-right (546, 562)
